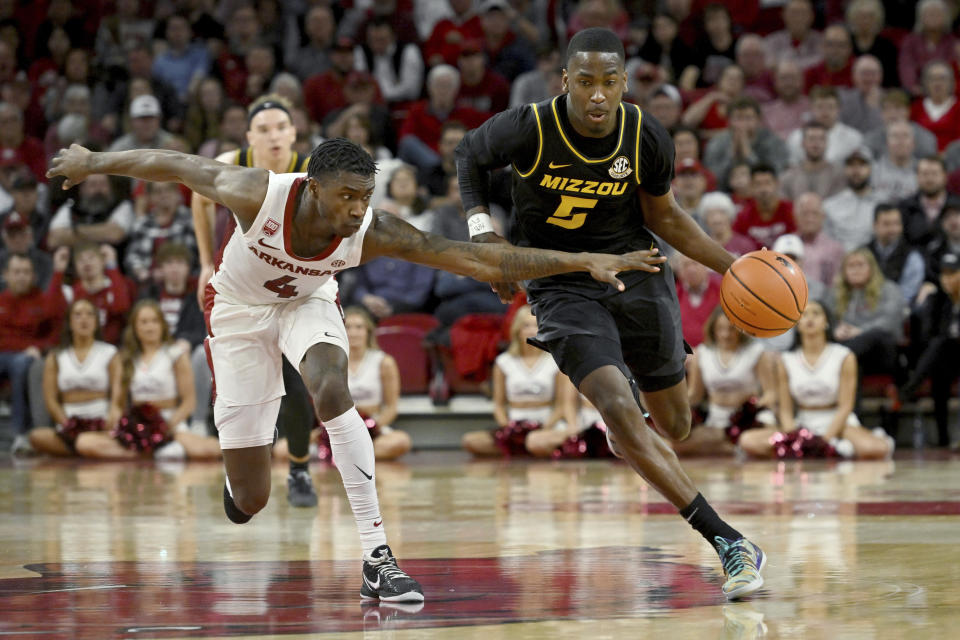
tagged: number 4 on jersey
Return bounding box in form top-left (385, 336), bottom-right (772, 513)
top-left (264, 275), bottom-right (299, 298)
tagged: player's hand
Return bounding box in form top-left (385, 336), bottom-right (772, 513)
top-left (472, 231), bottom-right (525, 303)
top-left (197, 263), bottom-right (214, 307)
top-left (583, 249), bottom-right (666, 291)
top-left (47, 144), bottom-right (94, 189)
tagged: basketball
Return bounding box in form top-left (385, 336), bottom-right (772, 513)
top-left (720, 249), bottom-right (809, 338)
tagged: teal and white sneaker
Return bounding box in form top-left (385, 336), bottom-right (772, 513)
top-left (715, 536), bottom-right (767, 600)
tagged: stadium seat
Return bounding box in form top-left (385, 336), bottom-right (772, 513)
top-left (375, 325), bottom-right (432, 394)
top-left (378, 313), bottom-right (440, 333)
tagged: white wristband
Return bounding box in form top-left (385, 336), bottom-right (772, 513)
top-left (467, 212), bottom-right (495, 237)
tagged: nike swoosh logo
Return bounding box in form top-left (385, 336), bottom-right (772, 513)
top-left (363, 573), bottom-right (380, 590)
top-left (373, 519), bottom-right (382, 527)
top-left (548, 161), bottom-right (572, 169)
top-left (258, 238), bottom-right (280, 250)
top-left (355, 464), bottom-right (373, 480)
top-left (323, 331), bottom-right (338, 339)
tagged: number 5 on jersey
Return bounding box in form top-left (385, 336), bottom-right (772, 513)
top-left (546, 195), bottom-right (597, 229)
top-left (264, 275), bottom-right (299, 298)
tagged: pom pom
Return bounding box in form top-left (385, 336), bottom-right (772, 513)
top-left (56, 416), bottom-right (105, 449)
top-left (552, 422), bottom-right (615, 459)
top-left (725, 397), bottom-right (765, 444)
top-left (770, 427), bottom-right (837, 459)
top-left (112, 403), bottom-right (172, 453)
top-left (493, 420), bottom-right (542, 456)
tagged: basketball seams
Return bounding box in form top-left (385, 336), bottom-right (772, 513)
top-left (727, 266), bottom-right (799, 323)
top-left (719, 286), bottom-right (791, 337)
top-left (742, 255), bottom-right (804, 316)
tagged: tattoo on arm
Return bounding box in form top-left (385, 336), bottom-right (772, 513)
top-left (369, 211), bottom-right (569, 280)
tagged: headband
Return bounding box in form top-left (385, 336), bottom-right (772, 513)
top-left (247, 100), bottom-right (290, 125)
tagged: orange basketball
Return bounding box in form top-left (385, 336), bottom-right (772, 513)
top-left (720, 249), bottom-right (809, 338)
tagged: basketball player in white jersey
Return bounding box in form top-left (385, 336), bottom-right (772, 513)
top-left (192, 94), bottom-right (318, 509)
top-left (48, 138), bottom-right (666, 603)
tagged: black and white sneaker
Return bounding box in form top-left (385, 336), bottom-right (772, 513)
top-left (361, 544), bottom-right (424, 602)
top-left (286, 468), bottom-right (318, 508)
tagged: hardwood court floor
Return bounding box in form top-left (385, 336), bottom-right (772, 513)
top-left (2, 450), bottom-right (960, 639)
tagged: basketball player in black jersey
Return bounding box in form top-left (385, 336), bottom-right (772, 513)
top-left (191, 94), bottom-right (319, 509)
top-left (455, 28), bottom-right (766, 600)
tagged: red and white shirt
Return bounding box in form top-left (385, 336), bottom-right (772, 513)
top-left (211, 172), bottom-right (373, 305)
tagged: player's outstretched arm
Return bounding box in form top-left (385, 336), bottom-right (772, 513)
top-left (47, 144), bottom-right (268, 225)
top-left (363, 210), bottom-right (666, 289)
top-left (640, 189), bottom-right (736, 275)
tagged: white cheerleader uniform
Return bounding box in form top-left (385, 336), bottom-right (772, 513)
top-left (57, 341), bottom-right (117, 419)
top-left (205, 172), bottom-right (373, 448)
top-left (781, 343), bottom-right (861, 436)
top-left (696, 341), bottom-right (765, 428)
top-left (129, 342), bottom-right (189, 431)
top-left (495, 351), bottom-right (560, 425)
top-left (349, 349), bottom-right (386, 411)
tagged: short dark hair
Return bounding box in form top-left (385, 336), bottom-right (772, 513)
top-left (565, 27), bottom-right (625, 66)
top-left (809, 85), bottom-right (839, 102)
top-left (155, 242), bottom-right (192, 266)
top-left (307, 138), bottom-right (378, 181)
top-left (802, 120), bottom-right (828, 135)
top-left (873, 202), bottom-right (901, 222)
top-left (750, 163), bottom-right (777, 179)
top-left (918, 155), bottom-right (946, 171)
top-left (441, 120), bottom-right (468, 137)
top-left (2, 251), bottom-right (31, 271)
top-left (728, 96), bottom-right (761, 116)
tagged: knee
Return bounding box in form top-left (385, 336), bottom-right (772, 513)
top-left (374, 431), bottom-right (411, 460)
top-left (462, 430), bottom-right (495, 455)
top-left (593, 393), bottom-right (641, 426)
top-left (525, 430), bottom-right (557, 458)
top-left (305, 373), bottom-right (351, 417)
top-left (659, 406), bottom-right (692, 442)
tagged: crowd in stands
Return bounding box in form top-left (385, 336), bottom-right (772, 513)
top-left (3, 0), bottom-right (960, 459)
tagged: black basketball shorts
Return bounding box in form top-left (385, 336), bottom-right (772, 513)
top-left (527, 274), bottom-right (688, 392)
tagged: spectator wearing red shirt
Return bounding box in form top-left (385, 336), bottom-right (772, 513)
top-left (303, 36), bottom-right (359, 125)
top-left (215, 5), bottom-right (262, 104)
top-left (455, 39), bottom-right (508, 116)
top-left (910, 61), bottom-right (960, 152)
top-left (66, 243), bottom-right (132, 345)
top-left (423, 0), bottom-right (483, 67)
top-left (0, 102), bottom-right (47, 183)
top-left (398, 64), bottom-right (486, 173)
top-left (0, 248), bottom-right (68, 442)
top-left (672, 252), bottom-right (722, 347)
top-left (897, 0), bottom-right (957, 95)
top-left (733, 164), bottom-right (796, 250)
top-left (804, 25), bottom-right (855, 91)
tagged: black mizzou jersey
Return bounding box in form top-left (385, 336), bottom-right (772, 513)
top-left (509, 96), bottom-right (658, 255)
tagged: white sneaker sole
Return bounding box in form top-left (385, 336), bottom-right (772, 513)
top-left (378, 591), bottom-right (425, 603)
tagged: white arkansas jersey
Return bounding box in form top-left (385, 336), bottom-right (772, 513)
top-left (210, 172), bottom-right (373, 305)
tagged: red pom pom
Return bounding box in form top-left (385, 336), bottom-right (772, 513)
top-left (551, 422), bottom-right (615, 459)
top-left (56, 416), bottom-right (105, 448)
top-left (111, 403), bottom-right (172, 453)
top-left (725, 397), bottom-right (765, 444)
top-left (770, 427), bottom-right (836, 459)
top-left (493, 420), bottom-right (542, 456)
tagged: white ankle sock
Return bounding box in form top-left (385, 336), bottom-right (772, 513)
top-left (324, 407), bottom-right (386, 555)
